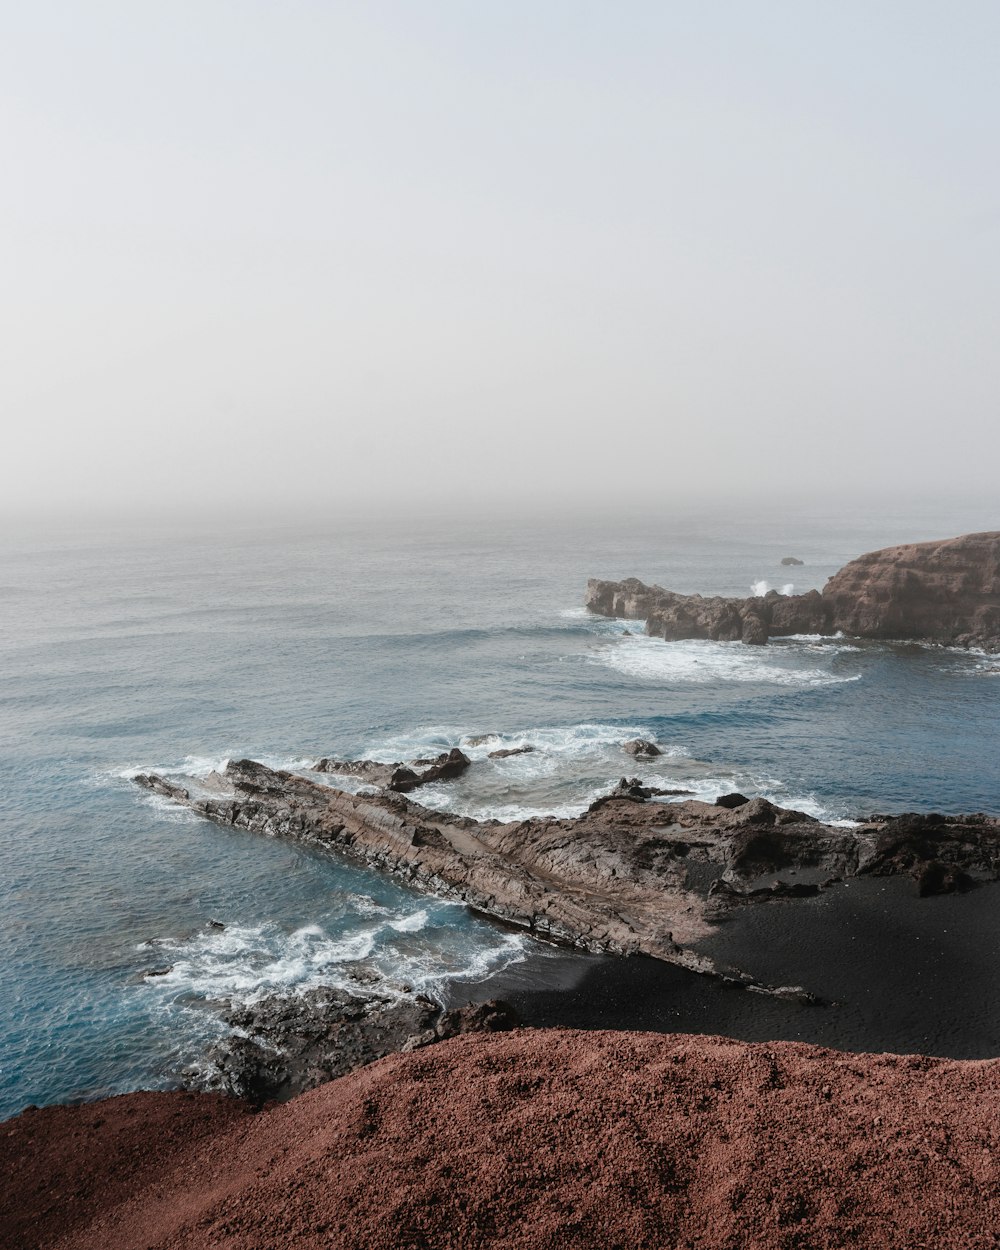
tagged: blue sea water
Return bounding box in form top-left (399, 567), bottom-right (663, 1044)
top-left (1, 498), bottom-right (998, 1119)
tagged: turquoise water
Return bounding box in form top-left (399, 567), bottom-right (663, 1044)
top-left (2, 499), bottom-right (998, 1117)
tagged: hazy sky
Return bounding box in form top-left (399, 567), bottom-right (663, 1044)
top-left (3, 2), bottom-right (998, 517)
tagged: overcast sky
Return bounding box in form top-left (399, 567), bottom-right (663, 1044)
top-left (2, 2), bottom-right (998, 518)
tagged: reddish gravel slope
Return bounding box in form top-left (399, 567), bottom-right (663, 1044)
top-left (4, 1029), bottom-right (1000, 1250)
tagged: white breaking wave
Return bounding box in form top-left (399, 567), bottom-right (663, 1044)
top-left (389, 908), bottom-right (429, 933)
top-left (594, 635), bottom-right (861, 687)
top-left (138, 904), bottom-right (532, 1015)
top-left (751, 580), bottom-right (795, 596)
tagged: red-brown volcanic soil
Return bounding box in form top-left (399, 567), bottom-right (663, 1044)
top-left (4, 1029), bottom-right (1000, 1250)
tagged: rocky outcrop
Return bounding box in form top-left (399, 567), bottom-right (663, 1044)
top-left (586, 580), bottom-right (833, 645)
top-left (313, 748), bottom-right (470, 792)
top-left (134, 762), bottom-right (1000, 992)
top-left (822, 530), bottom-right (1000, 649)
top-left (781, 555), bottom-right (804, 565)
top-left (622, 738), bottom-right (661, 757)
top-left (195, 987), bottom-right (517, 1104)
top-left (8, 1030), bottom-right (1000, 1250)
top-left (587, 529), bottom-right (1000, 650)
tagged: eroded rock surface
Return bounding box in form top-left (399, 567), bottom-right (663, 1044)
top-left (823, 530), bottom-right (1000, 649)
top-left (134, 762), bottom-right (1000, 993)
top-left (313, 747), bottom-right (470, 792)
top-left (587, 529), bottom-right (1000, 649)
top-left (195, 988), bottom-right (517, 1104)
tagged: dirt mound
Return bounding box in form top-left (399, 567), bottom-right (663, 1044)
top-left (4, 1029), bottom-right (1000, 1250)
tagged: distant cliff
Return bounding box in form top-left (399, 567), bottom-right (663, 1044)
top-left (586, 530), bottom-right (1000, 650)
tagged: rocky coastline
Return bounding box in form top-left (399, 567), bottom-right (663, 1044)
top-left (586, 529), bottom-right (1000, 649)
top-left (193, 987), bottom-right (519, 1104)
top-left (135, 759), bottom-right (1000, 1001)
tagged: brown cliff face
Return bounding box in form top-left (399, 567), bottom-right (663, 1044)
top-left (6, 1029), bottom-right (1000, 1250)
top-left (823, 530), bottom-right (1000, 649)
top-left (587, 529), bottom-right (1000, 650)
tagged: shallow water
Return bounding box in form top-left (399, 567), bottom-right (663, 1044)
top-left (1, 498), bottom-right (998, 1116)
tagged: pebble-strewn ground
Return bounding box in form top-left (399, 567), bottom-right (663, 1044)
top-left (4, 1029), bottom-right (1000, 1250)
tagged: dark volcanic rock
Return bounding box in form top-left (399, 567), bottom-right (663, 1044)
top-left (715, 792), bottom-right (750, 809)
top-left (708, 877), bottom-right (821, 904)
top-left (622, 738), bottom-right (661, 757)
top-left (135, 761), bottom-right (1000, 1002)
top-left (588, 776), bottom-right (653, 807)
top-left (586, 579), bottom-right (827, 646)
top-left (769, 588), bottom-right (834, 636)
top-left (488, 745), bottom-right (536, 759)
top-left (197, 988), bottom-right (518, 1104)
top-left (314, 748), bottom-right (471, 792)
top-left (858, 812), bottom-right (1000, 883)
top-left (913, 859), bottom-right (975, 897)
top-left (587, 530), bottom-right (1000, 650)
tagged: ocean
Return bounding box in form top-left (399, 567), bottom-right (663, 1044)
top-left (2, 496), bottom-right (999, 1119)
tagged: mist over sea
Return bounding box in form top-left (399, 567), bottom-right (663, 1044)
top-left (2, 498), bottom-right (999, 1119)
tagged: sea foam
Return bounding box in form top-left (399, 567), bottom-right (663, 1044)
top-left (593, 635), bottom-right (861, 687)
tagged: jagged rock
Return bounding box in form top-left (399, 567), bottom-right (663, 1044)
top-left (858, 812), bottom-right (999, 890)
top-left (135, 762), bottom-right (1000, 999)
top-left (741, 610), bottom-right (770, 646)
top-left (137, 774), bottom-right (190, 801)
top-left (195, 987), bottom-right (519, 1104)
top-left (587, 530), bottom-right (1000, 650)
top-left (488, 746), bottom-right (536, 759)
top-left (313, 748), bottom-right (470, 792)
top-left (622, 739), bottom-right (661, 758)
top-left (715, 793), bottom-right (750, 809)
top-left (587, 777), bottom-right (653, 808)
top-left (913, 859), bottom-right (975, 897)
top-left (767, 985), bottom-right (821, 1005)
top-left (312, 758), bottom-right (398, 785)
top-left (769, 589), bottom-right (834, 636)
top-left (708, 878), bottom-right (821, 905)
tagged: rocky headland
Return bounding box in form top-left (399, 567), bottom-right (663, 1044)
top-left (6, 1028), bottom-right (1000, 1250)
top-left (135, 760), bottom-right (1000, 998)
top-left (586, 529), bottom-right (1000, 649)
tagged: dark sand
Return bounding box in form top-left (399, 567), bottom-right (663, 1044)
top-left (5, 1028), bottom-right (1000, 1250)
top-left (470, 877), bottom-right (1000, 1059)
